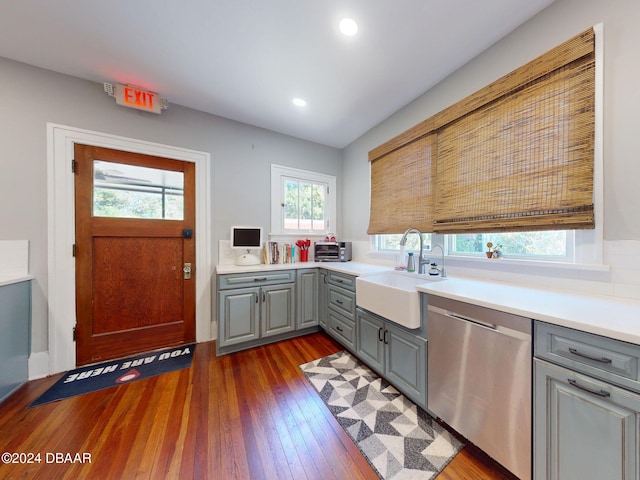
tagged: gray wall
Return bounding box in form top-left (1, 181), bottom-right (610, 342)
top-left (342, 0), bottom-right (640, 242)
top-left (0, 58), bottom-right (342, 356)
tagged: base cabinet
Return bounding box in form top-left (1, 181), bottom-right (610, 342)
top-left (217, 270), bottom-right (304, 355)
top-left (357, 307), bottom-right (427, 408)
top-left (0, 281), bottom-right (31, 403)
top-left (318, 269), bottom-right (328, 328)
top-left (324, 271), bottom-right (358, 353)
top-left (296, 269), bottom-right (318, 329)
top-left (534, 359), bottom-right (640, 480)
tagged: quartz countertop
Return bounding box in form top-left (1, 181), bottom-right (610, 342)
top-left (0, 275), bottom-right (33, 287)
top-left (417, 277), bottom-right (640, 345)
top-left (216, 261), bottom-right (389, 277)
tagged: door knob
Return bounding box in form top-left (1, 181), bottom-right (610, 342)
top-left (183, 263), bottom-right (192, 279)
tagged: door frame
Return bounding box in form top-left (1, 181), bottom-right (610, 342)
top-left (47, 123), bottom-right (212, 375)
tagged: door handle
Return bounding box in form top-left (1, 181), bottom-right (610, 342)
top-left (378, 327), bottom-right (383, 342)
top-left (183, 263), bottom-right (192, 279)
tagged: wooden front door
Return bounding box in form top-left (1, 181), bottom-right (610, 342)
top-left (74, 144), bottom-right (196, 366)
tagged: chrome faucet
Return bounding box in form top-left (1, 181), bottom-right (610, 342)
top-left (400, 228), bottom-right (429, 274)
top-left (430, 244), bottom-right (446, 278)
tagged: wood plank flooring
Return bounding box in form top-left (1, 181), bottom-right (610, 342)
top-left (0, 333), bottom-right (517, 479)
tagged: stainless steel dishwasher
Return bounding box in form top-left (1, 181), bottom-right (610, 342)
top-left (427, 295), bottom-right (532, 480)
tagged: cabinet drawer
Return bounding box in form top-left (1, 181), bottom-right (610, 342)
top-left (327, 271), bottom-right (356, 291)
top-left (328, 310), bottom-right (356, 351)
top-left (328, 284), bottom-right (355, 319)
top-left (218, 270), bottom-right (296, 290)
top-left (535, 321), bottom-right (640, 393)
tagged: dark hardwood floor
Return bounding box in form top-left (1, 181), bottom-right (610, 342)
top-left (0, 333), bottom-right (517, 479)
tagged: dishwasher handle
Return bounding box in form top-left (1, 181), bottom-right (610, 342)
top-left (428, 305), bottom-right (531, 341)
top-left (446, 312), bottom-right (497, 331)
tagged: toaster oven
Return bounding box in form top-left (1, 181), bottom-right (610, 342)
top-left (314, 242), bottom-right (352, 262)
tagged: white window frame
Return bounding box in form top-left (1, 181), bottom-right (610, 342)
top-left (270, 164), bottom-right (336, 236)
top-left (446, 231), bottom-right (574, 262)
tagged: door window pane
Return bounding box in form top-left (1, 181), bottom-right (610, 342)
top-left (93, 161), bottom-right (184, 220)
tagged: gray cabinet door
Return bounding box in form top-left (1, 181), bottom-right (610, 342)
top-left (356, 309), bottom-right (384, 376)
top-left (385, 322), bottom-right (427, 408)
top-left (261, 283), bottom-right (296, 337)
top-left (0, 281), bottom-right (31, 403)
top-left (218, 287), bottom-right (259, 347)
top-left (534, 359), bottom-right (640, 480)
top-left (297, 269), bottom-right (318, 329)
top-left (318, 269), bottom-right (328, 328)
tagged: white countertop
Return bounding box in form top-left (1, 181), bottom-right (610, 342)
top-left (0, 275), bottom-right (33, 287)
top-left (216, 261), bottom-right (640, 345)
top-left (417, 277), bottom-right (640, 345)
top-left (216, 261), bottom-right (389, 276)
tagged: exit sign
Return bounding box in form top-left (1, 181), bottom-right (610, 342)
top-left (104, 83), bottom-right (168, 114)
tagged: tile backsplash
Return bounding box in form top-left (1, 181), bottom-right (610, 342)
top-left (0, 240), bottom-right (29, 275)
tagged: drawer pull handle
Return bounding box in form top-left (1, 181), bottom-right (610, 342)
top-left (568, 347), bottom-right (612, 364)
top-left (336, 326), bottom-right (343, 333)
top-left (335, 299), bottom-right (344, 305)
top-left (254, 277), bottom-right (268, 282)
top-left (567, 378), bottom-right (611, 398)
top-left (336, 279), bottom-right (344, 283)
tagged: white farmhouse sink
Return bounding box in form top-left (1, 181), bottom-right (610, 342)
top-left (356, 271), bottom-right (444, 329)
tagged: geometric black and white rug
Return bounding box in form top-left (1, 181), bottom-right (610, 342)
top-left (300, 351), bottom-right (465, 479)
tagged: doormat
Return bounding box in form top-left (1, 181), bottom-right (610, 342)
top-left (300, 351), bottom-right (464, 480)
top-left (30, 344), bottom-right (194, 407)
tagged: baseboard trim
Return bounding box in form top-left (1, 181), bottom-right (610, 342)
top-left (29, 351), bottom-right (50, 380)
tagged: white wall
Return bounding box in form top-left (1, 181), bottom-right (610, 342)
top-left (0, 58), bottom-right (343, 357)
top-left (342, 0), bottom-right (640, 299)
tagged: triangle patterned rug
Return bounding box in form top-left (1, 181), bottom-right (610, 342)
top-left (300, 350), bottom-right (464, 479)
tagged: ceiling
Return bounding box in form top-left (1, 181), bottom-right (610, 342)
top-left (0, 0), bottom-right (555, 148)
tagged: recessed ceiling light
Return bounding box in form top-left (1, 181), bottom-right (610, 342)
top-left (339, 18), bottom-right (358, 36)
top-left (292, 98), bottom-right (307, 107)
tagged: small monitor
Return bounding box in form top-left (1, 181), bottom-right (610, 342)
top-left (231, 226), bottom-right (263, 266)
top-left (231, 226), bottom-right (263, 250)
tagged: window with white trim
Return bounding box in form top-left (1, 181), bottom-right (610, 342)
top-left (271, 164), bottom-right (336, 235)
top-left (448, 231), bottom-right (573, 261)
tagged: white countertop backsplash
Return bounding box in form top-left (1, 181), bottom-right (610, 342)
top-left (0, 240), bottom-right (32, 286)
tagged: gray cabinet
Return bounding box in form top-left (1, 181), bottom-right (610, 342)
top-left (534, 321), bottom-right (640, 480)
top-left (325, 271), bottom-right (357, 352)
top-left (0, 281), bottom-right (31, 403)
top-left (317, 269), bottom-right (328, 328)
top-left (218, 286), bottom-right (260, 346)
top-left (534, 359), bottom-right (640, 480)
top-left (217, 270), bottom-right (297, 355)
top-left (261, 283), bottom-right (296, 337)
top-left (356, 307), bottom-right (427, 408)
top-left (296, 269), bottom-right (318, 329)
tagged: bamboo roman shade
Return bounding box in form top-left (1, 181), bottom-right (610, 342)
top-left (367, 27), bottom-right (596, 235)
top-left (433, 29), bottom-right (595, 233)
top-left (367, 134), bottom-right (435, 234)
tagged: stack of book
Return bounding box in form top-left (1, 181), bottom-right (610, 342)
top-left (263, 242), bottom-right (296, 264)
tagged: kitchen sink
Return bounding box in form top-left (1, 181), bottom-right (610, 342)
top-left (355, 271), bottom-right (444, 329)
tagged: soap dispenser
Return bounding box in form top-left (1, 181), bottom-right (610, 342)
top-left (406, 252), bottom-right (415, 272)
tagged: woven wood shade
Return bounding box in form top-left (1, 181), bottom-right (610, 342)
top-left (367, 135), bottom-right (435, 234)
top-left (367, 27), bottom-right (595, 235)
top-left (434, 34), bottom-right (595, 233)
